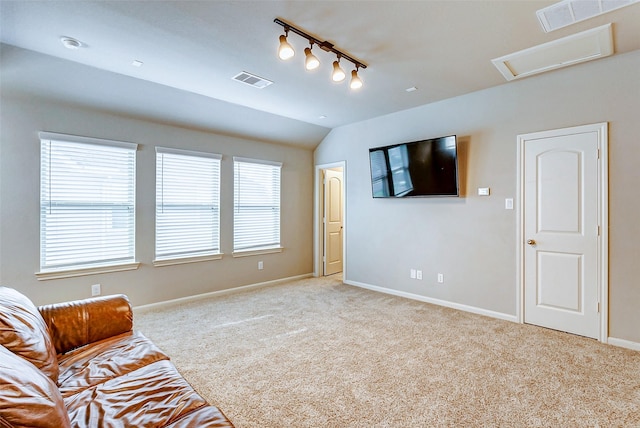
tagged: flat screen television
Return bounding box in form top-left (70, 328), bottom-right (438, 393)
top-left (369, 135), bottom-right (459, 198)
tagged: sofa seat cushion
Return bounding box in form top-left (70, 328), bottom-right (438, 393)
top-left (57, 331), bottom-right (169, 398)
top-left (0, 344), bottom-right (71, 428)
top-left (0, 286), bottom-right (59, 383)
top-left (64, 359), bottom-right (224, 428)
top-left (164, 406), bottom-right (235, 428)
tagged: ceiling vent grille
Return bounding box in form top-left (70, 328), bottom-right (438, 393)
top-left (537, 0), bottom-right (638, 32)
top-left (232, 72), bottom-right (273, 89)
top-left (491, 23), bottom-right (613, 81)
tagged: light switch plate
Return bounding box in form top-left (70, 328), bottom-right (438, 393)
top-left (505, 198), bottom-right (514, 210)
top-left (478, 187), bottom-right (490, 196)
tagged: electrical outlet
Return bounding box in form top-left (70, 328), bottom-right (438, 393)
top-left (416, 270), bottom-right (423, 280)
top-left (410, 269), bottom-right (416, 279)
top-left (437, 274), bottom-right (444, 284)
top-left (258, 261), bottom-right (264, 270)
top-left (91, 284), bottom-right (101, 296)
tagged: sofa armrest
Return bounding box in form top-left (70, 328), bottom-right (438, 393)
top-left (39, 294), bottom-right (133, 354)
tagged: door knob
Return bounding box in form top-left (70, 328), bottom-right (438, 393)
top-left (527, 239), bottom-right (536, 246)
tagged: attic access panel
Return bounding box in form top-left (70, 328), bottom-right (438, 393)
top-left (491, 23), bottom-right (613, 81)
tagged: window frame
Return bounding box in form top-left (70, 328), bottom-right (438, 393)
top-left (232, 156), bottom-right (283, 257)
top-left (153, 147), bottom-right (223, 267)
top-left (36, 132), bottom-right (139, 280)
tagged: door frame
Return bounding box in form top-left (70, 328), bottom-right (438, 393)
top-left (515, 122), bottom-right (608, 342)
top-left (314, 161), bottom-right (346, 278)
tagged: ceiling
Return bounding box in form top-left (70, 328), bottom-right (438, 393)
top-left (1, 1), bottom-right (639, 149)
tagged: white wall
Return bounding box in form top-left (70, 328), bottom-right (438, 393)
top-left (314, 50), bottom-right (640, 343)
top-left (0, 96), bottom-right (314, 306)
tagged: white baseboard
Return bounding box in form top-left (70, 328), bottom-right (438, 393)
top-left (607, 337), bottom-right (640, 351)
top-left (345, 279), bottom-right (518, 323)
top-left (133, 273), bottom-right (313, 313)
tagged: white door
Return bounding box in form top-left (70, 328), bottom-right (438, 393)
top-left (521, 124), bottom-right (606, 340)
top-left (324, 169), bottom-right (343, 275)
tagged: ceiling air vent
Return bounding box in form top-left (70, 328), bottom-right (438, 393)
top-left (537, 0), bottom-right (639, 32)
top-left (491, 23), bottom-right (613, 82)
top-left (232, 71), bottom-right (273, 89)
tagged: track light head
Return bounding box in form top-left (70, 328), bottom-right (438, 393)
top-left (304, 47), bottom-right (320, 70)
top-left (278, 33), bottom-right (295, 60)
top-left (332, 60), bottom-right (346, 82)
top-left (350, 69), bottom-right (363, 89)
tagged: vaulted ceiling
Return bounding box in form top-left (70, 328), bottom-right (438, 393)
top-left (2, 1), bottom-right (639, 148)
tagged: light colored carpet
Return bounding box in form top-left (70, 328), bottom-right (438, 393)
top-left (134, 275), bottom-right (640, 427)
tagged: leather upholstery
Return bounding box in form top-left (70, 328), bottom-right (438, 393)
top-left (0, 288), bottom-right (234, 427)
top-left (0, 286), bottom-right (59, 383)
top-left (39, 294), bottom-right (133, 354)
top-left (0, 344), bottom-right (71, 428)
top-left (56, 331), bottom-right (169, 398)
top-left (64, 359), bottom-right (219, 426)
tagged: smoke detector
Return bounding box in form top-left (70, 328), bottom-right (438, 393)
top-left (60, 37), bottom-right (82, 50)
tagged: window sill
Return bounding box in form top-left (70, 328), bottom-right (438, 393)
top-left (153, 253), bottom-right (223, 267)
top-left (232, 247), bottom-right (283, 258)
top-left (36, 262), bottom-right (141, 281)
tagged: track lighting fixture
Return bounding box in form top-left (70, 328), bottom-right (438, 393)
top-left (274, 17), bottom-right (367, 90)
top-left (278, 28), bottom-right (295, 60)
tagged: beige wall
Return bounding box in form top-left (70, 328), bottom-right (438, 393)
top-left (314, 50), bottom-right (640, 343)
top-left (0, 96), bottom-right (314, 306)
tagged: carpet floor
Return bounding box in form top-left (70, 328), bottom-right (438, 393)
top-left (134, 275), bottom-right (640, 427)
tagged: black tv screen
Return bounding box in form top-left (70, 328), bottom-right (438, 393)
top-left (369, 135), bottom-right (459, 198)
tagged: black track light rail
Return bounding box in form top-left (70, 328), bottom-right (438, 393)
top-left (274, 18), bottom-right (367, 70)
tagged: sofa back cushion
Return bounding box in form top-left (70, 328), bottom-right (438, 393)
top-left (0, 344), bottom-right (71, 428)
top-left (0, 287), bottom-right (59, 383)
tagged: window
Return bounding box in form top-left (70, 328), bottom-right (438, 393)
top-left (155, 148), bottom-right (222, 265)
top-left (233, 157), bottom-right (282, 255)
top-left (369, 149), bottom-right (390, 197)
top-left (38, 132), bottom-right (138, 278)
top-left (387, 145), bottom-right (413, 196)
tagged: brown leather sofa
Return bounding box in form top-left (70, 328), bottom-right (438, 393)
top-left (0, 286), bottom-right (234, 427)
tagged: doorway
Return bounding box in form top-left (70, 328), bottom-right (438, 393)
top-left (314, 162), bottom-right (345, 277)
top-left (517, 123), bottom-right (608, 341)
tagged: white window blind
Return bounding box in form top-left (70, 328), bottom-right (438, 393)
top-left (155, 148), bottom-right (221, 262)
top-left (39, 132), bottom-right (137, 272)
top-left (370, 149), bottom-right (390, 197)
top-left (388, 145), bottom-right (413, 196)
top-left (233, 157), bottom-right (282, 253)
